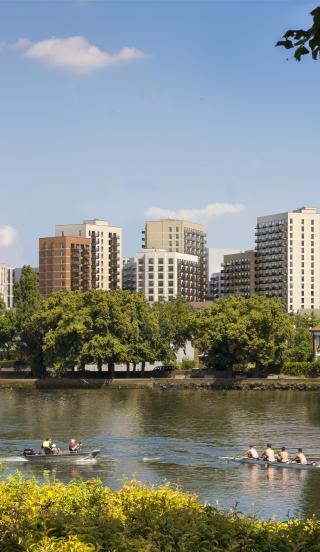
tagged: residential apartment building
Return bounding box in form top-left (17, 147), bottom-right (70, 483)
top-left (0, 263), bottom-right (14, 308)
top-left (39, 236), bottom-right (91, 298)
top-left (143, 219), bottom-right (207, 300)
top-left (255, 207), bottom-right (320, 312)
top-left (208, 272), bottom-right (223, 300)
top-left (222, 250), bottom-right (256, 298)
top-left (135, 249), bottom-right (200, 302)
top-left (56, 219), bottom-right (122, 290)
top-left (122, 257), bottom-right (137, 292)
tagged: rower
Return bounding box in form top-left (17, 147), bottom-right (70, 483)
top-left (246, 445), bottom-right (259, 459)
top-left (262, 443), bottom-right (276, 462)
top-left (69, 438), bottom-right (81, 453)
top-left (42, 437), bottom-right (53, 455)
top-left (295, 448), bottom-right (307, 464)
top-left (277, 446), bottom-right (289, 463)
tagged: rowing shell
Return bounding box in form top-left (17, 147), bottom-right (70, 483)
top-left (228, 457), bottom-right (320, 470)
top-left (23, 450), bottom-right (100, 462)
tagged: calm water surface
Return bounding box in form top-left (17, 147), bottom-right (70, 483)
top-left (1, 388), bottom-right (320, 520)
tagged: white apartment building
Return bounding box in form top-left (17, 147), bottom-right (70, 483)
top-left (0, 263), bottom-right (14, 308)
top-left (135, 249), bottom-right (200, 302)
top-left (56, 219), bottom-right (122, 291)
top-left (255, 207), bottom-right (320, 312)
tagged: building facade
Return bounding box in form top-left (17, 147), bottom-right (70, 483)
top-left (122, 257), bottom-right (137, 292)
top-left (55, 219), bottom-right (122, 291)
top-left (143, 219), bottom-right (207, 300)
top-left (0, 263), bottom-right (14, 308)
top-left (135, 249), bottom-right (200, 302)
top-left (208, 272), bottom-right (223, 300)
top-left (255, 207), bottom-right (320, 312)
top-left (222, 250), bottom-right (256, 298)
top-left (39, 236), bottom-right (91, 298)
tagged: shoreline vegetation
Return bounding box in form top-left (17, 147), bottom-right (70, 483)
top-left (1, 267), bottom-right (319, 380)
top-left (2, 376), bottom-right (320, 390)
top-left (1, 477), bottom-right (320, 551)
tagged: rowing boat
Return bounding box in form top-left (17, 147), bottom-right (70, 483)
top-left (23, 449), bottom-right (100, 462)
top-left (227, 457), bottom-right (320, 470)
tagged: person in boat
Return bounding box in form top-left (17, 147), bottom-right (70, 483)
top-left (245, 445), bottom-right (259, 459)
top-left (277, 446), bottom-right (289, 463)
top-left (51, 443), bottom-right (60, 455)
top-left (262, 443), bottom-right (276, 462)
top-left (69, 439), bottom-right (81, 453)
top-left (295, 448), bottom-right (307, 464)
top-left (41, 437), bottom-right (53, 455)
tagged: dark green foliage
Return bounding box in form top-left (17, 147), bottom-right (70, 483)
top-left (282, 360), bottom-right (320, 377)
top-left (276, 7), bottom-right (320, 60)
top-left (193, 296), bottom-right (294, 372)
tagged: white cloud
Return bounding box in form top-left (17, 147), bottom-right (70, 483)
top-left (0, 226), bottom-right (18, 247)
top-left (145, 203), bottom-right (245, 223)
top-left (1, 36), bottom-right (147, 74)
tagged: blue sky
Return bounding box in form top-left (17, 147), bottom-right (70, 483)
top-left (0, 0), bottom-right (319, 266)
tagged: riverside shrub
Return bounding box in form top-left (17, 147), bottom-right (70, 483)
top-left (282, 361), bottom-right (320, 377)
top-left (1, 477), bottom-right (320, 551)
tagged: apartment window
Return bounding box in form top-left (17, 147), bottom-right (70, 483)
top-left (158, 259), bottom-right (164, 264)
top-left (302, 269), bottom-right (304, 274)
top-left (301, 276), bottom-right (304, 282)
top-left (168, 259), bottom-right (174, 264)
top-left (290, 276), bottom-right (293, 282)
top-left (301, 262), bottom-right (304, 267)
top-left (290, 255), bottom-right (293, 260)
top-left (311, 248), bottom-right (314, 253)
top-left (311, 234), bottom-right (314, 239)
top-left (290, 269), bottom-right (293, 274)
top-left (290, 240), bottom-right (293, 246)
top-left (311, 241), bottom-right (314, 246)
top-left (148, 259), bottom-right (154, 264)
top-left (290, 283), bottom-right (293, 289)
top-left (176, 226), bottom-right (179, 232)
top-left (301, 284), bottom-right (304, 289)
top-left (301, 219), bottom-right (304, 224)
top-left (312, 270), bottom-right (314, 275)
top-left (301, 255), bottom-right (304, 260)
top-left (301, 291), bottom-right (304, 296)
top-left (148, 296), bottom-right (154, 302)
top-left (290, 218), bottom-right (293, 224)
top-left (290, 233), bottom-right (293, 238)
top-left (290, 290), bottom-right (293, 296)
top-left (311, 262), bottom-right (314, 268)
top-left (312, 255), bottom-right (314, 261)
top-left (311, 291), bottom-right (314, 296)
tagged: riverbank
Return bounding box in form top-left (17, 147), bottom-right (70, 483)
top-left (1, 376), bottom-right (320, 390)
top-left (1, 477), bottom-right (320, 551)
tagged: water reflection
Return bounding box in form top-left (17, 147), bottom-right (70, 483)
top-left (1, 388), bottom-right (320, 519)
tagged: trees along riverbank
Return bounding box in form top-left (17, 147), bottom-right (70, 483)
top-left (0, 265), bottom-right (319, 378)
top-left (1, 476), bottom-right (320, 551)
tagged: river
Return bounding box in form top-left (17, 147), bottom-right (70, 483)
top-left (1, 387), bottom-right (320, 520)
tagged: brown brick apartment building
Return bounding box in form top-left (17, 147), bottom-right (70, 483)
top-left (39, 236), bottom-right (92, 298)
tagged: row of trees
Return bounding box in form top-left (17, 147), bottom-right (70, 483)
top-left (0, 266), bottom-right (318, 377)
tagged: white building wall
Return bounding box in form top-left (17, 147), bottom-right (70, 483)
top-left (0, 263), bottom-right (14, 308)
top-left (56, 219), bottom-right (122, 291)
top-left (135, 249), bottom-right (199, 302)
top-left (257, 207), bottom-right (320, 312)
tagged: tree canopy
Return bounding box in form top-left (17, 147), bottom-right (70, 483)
top-left (276, 6), bottom-right (320, 61)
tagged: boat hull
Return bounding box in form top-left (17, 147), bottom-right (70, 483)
top-left (232, 457), bottom-right (320, 470)
top-left (23, 450), bottom-right (100, 462)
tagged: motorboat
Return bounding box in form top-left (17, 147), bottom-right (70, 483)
top-left (23, 448), bottom-right (100, 462)
top-left (226, 456), bottom-right (320, 470)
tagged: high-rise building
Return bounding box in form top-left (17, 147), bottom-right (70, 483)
top-left (208, 272), bottom-right (223, 300)
top-left (255, 207), bottom-right (320, 312)
top-left (122, 257), bottom-right (137, 292)
top-left (136, 249), bottom-right (200, 302)
top-left (39, 236), bottom-right (91, 298)
top-left (56, 219), bottom-right (122, 290)
top-left (143, 219), bottom-right (207, 300)
top-left (222, 250), bottom-right (256, 298)
top-left (0, 263), bottom-right (14, 308)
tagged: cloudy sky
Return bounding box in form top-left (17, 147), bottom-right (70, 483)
top-left (0, 0), bottom-right (319, 266)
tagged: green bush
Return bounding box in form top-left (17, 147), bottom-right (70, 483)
top-left (1, 477), bottom-right (320, 551)
top-left (0, 359), bottom-right (22, 368)
top-left (282, 361), bottom-right (320, 377)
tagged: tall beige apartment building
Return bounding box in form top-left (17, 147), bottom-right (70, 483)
top-left (222, 250), bottom-right (256, 298)
top-left (143, 219), bottom-right (207, 300)
top-left (39, 236), bottom-right (91, 298)
top-left (255, 207), bottom-right (320, 312)
top-left (56, 219), bottom-right (122, 291)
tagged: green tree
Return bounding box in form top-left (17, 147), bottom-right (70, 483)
top-left (276, 6), bottom-right (320, 61)
top-left (152, 296), bottom-right (195, 357)
top-left (193, 296), bottom-right (251, 371)
top-left (0, 299), bottom-right (17, 357)
top-left (286, 312), bottom-right (320, 362)
top-left (193, 296), bottom-right (294, 372)
top-left (13, 266), bottom-right (40, 328)
top-left (245, 296), bottom-right (294, 371)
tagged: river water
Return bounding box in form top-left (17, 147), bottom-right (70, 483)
top-left (1, 388), bottom-right (320, 520)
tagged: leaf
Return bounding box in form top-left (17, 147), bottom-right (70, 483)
top-left (294, 45), bottom-right (310, 61)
